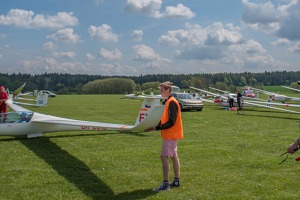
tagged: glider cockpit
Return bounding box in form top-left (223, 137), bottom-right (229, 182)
top-left (0, 111), bottom-right (34, 123)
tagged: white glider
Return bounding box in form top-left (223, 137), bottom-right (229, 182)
top-left (13, 92), bottom-right (48, 107)
top-left (189, 86), bottom-right (300, 114)
top-left (243, 100), bottom-right (300, 114)
top-left (281, 85), bottom-right (300, 93)
top-left (10, 83), bottom-right (48, 107)
top-left (0, 89), bottom-right (165, 138)
top-left (250, 86), bottom-right (300, 103)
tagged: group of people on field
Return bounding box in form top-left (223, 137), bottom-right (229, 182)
top-left (227, 89), bottom-right (243, 110)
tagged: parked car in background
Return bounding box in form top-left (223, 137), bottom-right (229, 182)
top-left (171, 86), bottom-right (180, 92)
top-left (38, 90), bottom-right (56, 97)
top-left (172, 92), bottom-right (203, 111)
top-left (242, 87), bottom-right (255, 98)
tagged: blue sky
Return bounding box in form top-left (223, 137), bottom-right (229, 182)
top-left (0, 0), bottom-right (299, 75)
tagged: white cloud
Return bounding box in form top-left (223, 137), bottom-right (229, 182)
top-left (21, 57), bottom-right (59, 73)
top-left (43, 41), bottom-right (55, 51)
top-left (133, 44), bottom-right (160, 62)
top-left (276, 0), bottom-right (300, 40)
top-left (271, 38), bottom-right (290, 46)
top-left (124, 0), bottom-right (162, 18)
top-left (125, 0), bottom-right (195, 19)
top-left (0, 9), bottom-right (78, 29)
top-left (159, 22), bottom-right (242, 49)
top-left (163, 4), bottom-right (196, 19)
top-left (242, 0), bottom-right (300, 41)
top-left (86, 53), bottom-right (95, 61)
top-left (159, 22), bottom-right (285, 71)
top-left (51, 51), bottom-right (76, 59)
top-left (47, 28), bottom-right (81, 43)
top-left (99, 48), bottom-right (122, 60)
top-left (288, 41), bottom-right (300, 53)
top-left (88, 24), bottom-right (118, 43)
top-left (241, 0), bottom-right (300, 63)
top-left (132, 30), bottom-right (144, 42)
top-left (21, 57), bottom-right (88, 74)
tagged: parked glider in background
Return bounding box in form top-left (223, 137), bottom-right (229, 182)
top-left (0, 87), bottom-right (165, 138)
top-left (281, 85), bottom-right (300, 93)
top-left (13, 92), bottom-right (48, 107)
top-left (189, 86), bottom-right (300, 114)
top-left (11, 83), bottom-right (48, 107)
top-left (250, 86), bottom-right (300, 103)
top-left (208, 87), bottom-right (237, 98)
top-left (243, 100), bottom-right (300, 114)
top-left (209, 86), bottom-right (256, 98)
top-left (189, 86), bottom-right (236, 107)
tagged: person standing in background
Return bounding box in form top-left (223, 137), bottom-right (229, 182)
top-left (228, 93), bottom-right (234, 109)
top-left (0, 86), bottom-right (9, 122)
top-left (236, 89), bottom-right (243, 110)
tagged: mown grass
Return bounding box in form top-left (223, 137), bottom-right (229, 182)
top-left (1, 94), bottom-right (300, 199)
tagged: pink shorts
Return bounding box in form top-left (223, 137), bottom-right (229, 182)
top-left (161, 139), bottom-right (178, 157)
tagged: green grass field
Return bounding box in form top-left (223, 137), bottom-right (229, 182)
top-left (1, 93), bottom-right (300, 199)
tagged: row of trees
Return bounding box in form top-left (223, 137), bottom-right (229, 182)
top-left (0, 71), bottom-right (299, 94)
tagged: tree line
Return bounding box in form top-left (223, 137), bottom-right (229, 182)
top-left (0, 71), bottom-right (299, 94)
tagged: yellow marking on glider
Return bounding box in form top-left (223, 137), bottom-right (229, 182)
top-left (13, 83), bottom-right (26, 97)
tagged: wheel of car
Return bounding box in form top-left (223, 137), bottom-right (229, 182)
top-left (179, 103), bottom-right (183, 111)
top-left (197, 108), bottom-right (203, 111)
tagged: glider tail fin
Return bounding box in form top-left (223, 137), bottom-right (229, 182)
top-left (135, 95), bottom-right (165, 126)
top-left (134, 97), bottom-right (162, 126)
top-left (12, 82), bottom-right (26, 97)
top-left (124, 97), bottom-right (164, 132)
top-left (36, 92), bottom-right (48, 107)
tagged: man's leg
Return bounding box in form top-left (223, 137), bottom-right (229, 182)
top-left (170, 152), bottom-right (181, 187)
top-left (153, 155), bottom-right (170, 191)
top-left (161, 155), bottom-right (170, 181)
top-left (171, 152), bottom-right (180, 178)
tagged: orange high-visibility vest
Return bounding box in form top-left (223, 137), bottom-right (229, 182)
top-left (161, 96), bottom-right (183, 140)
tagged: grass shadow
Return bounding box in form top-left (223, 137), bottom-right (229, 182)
top-left (19, 138), bottom-right (156, 199)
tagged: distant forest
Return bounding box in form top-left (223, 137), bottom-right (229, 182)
top-left (0, 71), bottom-right (299, 94)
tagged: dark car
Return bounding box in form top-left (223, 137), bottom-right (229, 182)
top-left (172, 92), bottom-right (203, 111)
